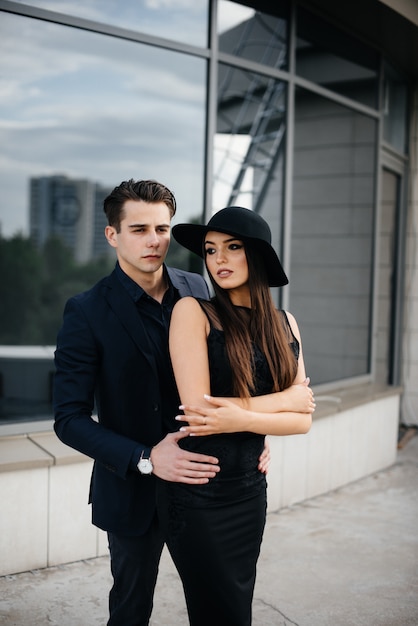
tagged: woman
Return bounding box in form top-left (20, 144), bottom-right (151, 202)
top-left (158, 206), bottom-right (313, 626)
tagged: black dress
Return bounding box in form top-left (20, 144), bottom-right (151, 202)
top-left (157, 302), bottom-right (299, 626)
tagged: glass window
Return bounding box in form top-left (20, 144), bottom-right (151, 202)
top-left (0, 12), bottom-right (206, 240)
top-left (212, 62), bottom-right (287, 303)
top-left (383, 64), bottom-right (408, 154)
top-left (0, 11), bottom-right (206, 424)
top-left (296, 7), bottom-right (379, 109)
top-left (289, 88), bottom-right (377, 385)
top-left (218, 0), bottom-right (288, 70)
top-left (8, 0), bottom-right (209, 47)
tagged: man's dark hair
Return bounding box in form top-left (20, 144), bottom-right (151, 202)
top-left (104, 179), bottom-right (177, 231)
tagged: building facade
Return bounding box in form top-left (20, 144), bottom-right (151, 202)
top-left (0, 0), bottom-right (417, 575)
top-left (29, 175), bottom-right (112, 263)
top-left (0, 0), bottom-right (417, 424)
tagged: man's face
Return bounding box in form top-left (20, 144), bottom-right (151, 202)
top-left (105, 199), bottom-right (171, 282)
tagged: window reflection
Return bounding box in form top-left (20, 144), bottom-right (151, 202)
top-left (9, 0), bottom-right (209, 47)
top-left (30, 175), bottom-right (112, 264)
top-left (214, 63), bottom-right (287, 305)
top-left (0, 12), bottom-right (206, 241)
top-left (218, 0), bottom-right (288, 70)
top-left (383, 64), bottom-right (408, 154)
top-left (290, 89), bottom-right (377, 384)
top-left (0, 11), bottom-right (206, 423)
top-left (296, 7), bottom-right (379, 109)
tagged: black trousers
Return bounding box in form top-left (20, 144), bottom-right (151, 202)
top-left (159, 485), bottom-right (267, 626)
top-left (107, 514), bottom-right (164, 626)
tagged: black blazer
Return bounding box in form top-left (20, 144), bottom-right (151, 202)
top-left (53, 266), bottom-right (209, 534)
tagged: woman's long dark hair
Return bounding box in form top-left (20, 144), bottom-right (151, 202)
top-left (206, 240), bottom-right (298, 398)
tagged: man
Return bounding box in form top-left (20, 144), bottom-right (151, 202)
top-left (54, 179), bottom-right (270, 625)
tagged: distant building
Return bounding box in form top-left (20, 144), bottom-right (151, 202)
top-left (29, 175), bottom-right (112, 263)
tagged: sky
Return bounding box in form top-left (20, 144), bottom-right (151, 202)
top-left (0, 1), bottom-right (255, 238)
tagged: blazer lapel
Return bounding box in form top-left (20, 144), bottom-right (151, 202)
top-left (167, 267), bottom-right (193, 297)
top-left (103, 273), bottom-right (159, 377)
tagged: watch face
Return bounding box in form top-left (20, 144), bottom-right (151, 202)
top-left (139, 458), bottom-right (153, 475)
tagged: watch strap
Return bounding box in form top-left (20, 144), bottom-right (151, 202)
top-left (140, 446), bottom-right (152, 461)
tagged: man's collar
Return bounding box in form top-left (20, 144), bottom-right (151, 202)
top-left (115, 262), bottom-right (143, 302)
top-left (115, 262), bottom-right (175, 302)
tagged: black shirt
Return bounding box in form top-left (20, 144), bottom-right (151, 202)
top-left (115, 262), bottom-right (181, 469)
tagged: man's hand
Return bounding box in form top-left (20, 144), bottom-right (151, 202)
top-left (150, 431), bottom-right (220, 484)
top-left (258, 438), bottom-right (271, 474)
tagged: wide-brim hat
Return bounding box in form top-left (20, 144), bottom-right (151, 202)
top-left (172, 206), bottom-right (288, 287)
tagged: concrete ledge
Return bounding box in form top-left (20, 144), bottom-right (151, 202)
top-left (0, 383), bottom-right (402, 576)
top-left (0, 383), bottom-right (402, 474)
top-left (29, 432), bottom-right (92, 466)
top-left (313, 382), bottom-right (402, 418)
top-left (0, 435), bottom-right (54, 472)
top-left (0, 431), bottom-right (91, 473)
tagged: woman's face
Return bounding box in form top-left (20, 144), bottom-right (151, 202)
top-left (204, 230), bottom-right (249, 292)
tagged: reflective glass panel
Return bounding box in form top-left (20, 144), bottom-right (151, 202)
top-left (383, 64), bottom-right (408, 154)
top-left (218, 0), bottom-right (288, 70)
top-left (213, 62), bottom-right (287, 304)
top-left (8, 0), bottom-right (208, 47)
top-left (289, 88), bottom-right (377, 384)
top-left (296, 7), bottom-right (379, 109)
top-left (0, 12), bottom-right (206, 423)
top-left (0, 12), bottom-right (206, 239)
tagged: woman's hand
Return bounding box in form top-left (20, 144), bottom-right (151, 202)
top-left (176, 389), bottom-right (314, 438)
top-left (278, 378), bottom-right (315, 413)
top-left (176, 395), bottom-right (249, 436)
top-left (176, 398), bottom-right (271, 474)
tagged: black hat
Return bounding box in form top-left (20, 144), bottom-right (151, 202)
top-left (172, 206), bottom-right (288, 287)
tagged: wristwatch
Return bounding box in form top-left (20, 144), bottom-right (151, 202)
top-left (138, 448), bottom-right (153, 475)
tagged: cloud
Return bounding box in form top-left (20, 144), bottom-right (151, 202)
top-left (217, 2), bottom-right (254, 34)
top-left (0, 0), bottom-right (208, 46)
top-left (0, 10), bottom-right (206, 236)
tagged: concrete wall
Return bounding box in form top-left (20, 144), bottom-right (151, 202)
top-left (0, 385), bottom-right (400, 577)
top-left (401, 85), bottom-right (418, 426)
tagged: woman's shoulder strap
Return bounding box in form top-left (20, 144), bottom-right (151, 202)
top-left (196, 298), bottom-right (222, 329)
top-left (278, 309), bottom-right (297, 342)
